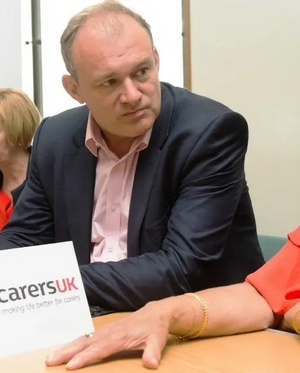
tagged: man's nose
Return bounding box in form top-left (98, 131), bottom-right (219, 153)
top-left (120, 78), bottom-right (142, 105)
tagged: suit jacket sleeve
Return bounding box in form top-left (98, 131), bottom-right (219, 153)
top-left (81, 111), bottom-right (250, 311)
top-left (0, 121), bottom-right (55, 247)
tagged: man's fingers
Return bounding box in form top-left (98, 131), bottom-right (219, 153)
top-left (45, 337), bottom-right (89, 366)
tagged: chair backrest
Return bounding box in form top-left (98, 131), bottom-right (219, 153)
top-left (258, 234), bottom-right (287, 262)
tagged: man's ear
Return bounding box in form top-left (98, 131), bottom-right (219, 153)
top-left (153, 46), bottom-right (160, 72)
top-left (62, 75), bottom-right (85, 104)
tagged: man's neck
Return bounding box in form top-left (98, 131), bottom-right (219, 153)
top-left (102, 132), bottom-right (136, 159)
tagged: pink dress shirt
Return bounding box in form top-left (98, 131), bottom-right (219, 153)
top-left (85, 114), bottom-right (151, 263)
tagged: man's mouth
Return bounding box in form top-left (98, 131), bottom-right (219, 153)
top-left (123, 108), bottom-right (146, 118)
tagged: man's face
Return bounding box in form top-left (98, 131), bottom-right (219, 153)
top-left (65, 15), bottom-right (161, 139)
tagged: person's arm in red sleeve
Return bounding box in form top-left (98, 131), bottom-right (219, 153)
top-left (246, 226), bottom-right (300, 315)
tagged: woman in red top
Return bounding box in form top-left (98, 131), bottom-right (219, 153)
top-left (0, 88), bottom-right (40, 230)
top-left (46, 226), bottom-right (300, 370)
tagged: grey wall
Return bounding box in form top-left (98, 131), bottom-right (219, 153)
top-left (0, 0), bottom-right (22, 88)
top-left (190, 0), bottom-right (300, 236)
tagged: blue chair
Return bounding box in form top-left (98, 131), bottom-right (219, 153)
top-left (258, 234), bottom-right (287, 262)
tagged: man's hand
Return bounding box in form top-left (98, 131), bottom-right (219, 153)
top-left (45, 301), bottom-right (171, 370)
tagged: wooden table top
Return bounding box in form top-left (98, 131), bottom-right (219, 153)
top-left (1, 312), bottom-right (300, 372)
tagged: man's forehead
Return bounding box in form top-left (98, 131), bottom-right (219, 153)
top-left (74, 33), bottom-right (152, 64)
top-left (76, 13), bottom-right (149, 44)
top-left (73, 18), bottom-right (152, 68)
top-left (91, 56), bottom-right (154, 83)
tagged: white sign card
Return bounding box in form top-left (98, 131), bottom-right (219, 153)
top-left (0, 241), bottom-right (94, 359)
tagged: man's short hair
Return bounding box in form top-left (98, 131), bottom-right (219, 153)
top-left (60, 0), bottom-right (153, 78)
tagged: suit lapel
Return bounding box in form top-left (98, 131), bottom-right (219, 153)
top-left (63, 84), bottom-right (174, 261)
top-left (64, 120), bottom-right (96, 265)
top-left (128, 83), bottom-right (174, 257)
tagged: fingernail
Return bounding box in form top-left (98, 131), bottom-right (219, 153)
top-left (66, 358), bottom-right (78, 369)
top-left (152, 358), bottom-right (160, 368)
top-left (45, 353), bottom-right (55, 362)
top-left (147, 358), bottom-right (159, 369)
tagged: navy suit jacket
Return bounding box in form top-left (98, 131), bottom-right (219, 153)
top-left (0, 83), bottom-right (264, 311)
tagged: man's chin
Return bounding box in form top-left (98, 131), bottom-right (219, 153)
top-left (125, 117), bottom-right (154, 134)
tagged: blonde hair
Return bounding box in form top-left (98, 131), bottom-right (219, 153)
top-left (60, 0), bottom-right (153, 77)
top-left (0, 89), bottom-right (40, 151)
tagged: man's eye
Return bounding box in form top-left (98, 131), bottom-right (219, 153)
top-left (136, 68), bottom-right (149, 77)
top-left (102, 79), bottom-right (117, 87)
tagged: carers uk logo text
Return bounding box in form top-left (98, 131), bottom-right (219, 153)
top-left (0, 277), bottom-right (78, 303)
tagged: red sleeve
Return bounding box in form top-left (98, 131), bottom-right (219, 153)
top-left (246, 226), bottom-right (300, 314)
top-left (0, 190), bottom-right (13, 231)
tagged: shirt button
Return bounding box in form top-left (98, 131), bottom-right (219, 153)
top-left (108, 247), bottom-right (113, 252)
top-left (111, 205), bottom-right (116, 211)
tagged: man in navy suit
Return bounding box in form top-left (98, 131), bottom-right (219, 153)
top-left (0, 1), bottom-right (264, 312)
